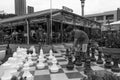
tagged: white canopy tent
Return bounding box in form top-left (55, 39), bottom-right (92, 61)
top-left (103, 20), bottom-right (120, 31)
top-left (110, 20), bottom-right (120, 25)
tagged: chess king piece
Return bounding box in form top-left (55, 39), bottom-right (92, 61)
top-left (66, 55), bottom-right (74, 70)
top-left (97, 50), bottom-right (103, 64)
top-left (74, 51), bottom-right (82, 66)
top-left (111, 56), bottom-right (120, 72)
top-left (84, 58), bottom-right (93, 75)
top-left (90, 47), bottom-right (96, 62)
top-left (104, 54), bottom-right (112, 69)
top-left (50, 60), bottom-right (59, 72)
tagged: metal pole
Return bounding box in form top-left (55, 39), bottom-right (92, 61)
top-left (50, 0), bottom-right (52, 43)
top-left (26, 19), bottom-right (29, 45)
top-left (82, 5), bottom-right (84, 16)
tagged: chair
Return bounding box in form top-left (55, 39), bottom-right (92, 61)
top-left (0, 50), bottom-right (6, 64)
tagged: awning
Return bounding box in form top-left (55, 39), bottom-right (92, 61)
top-left (110, 20), bottom-right (120, 25)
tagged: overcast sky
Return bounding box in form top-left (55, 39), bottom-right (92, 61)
top-left (0, 0), bottom-right (120, 15)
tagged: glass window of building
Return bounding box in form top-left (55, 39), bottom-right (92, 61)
top-left (106, 15), bottom-right (114, 20)
top-left (96, 16), bottom-right (104, 20)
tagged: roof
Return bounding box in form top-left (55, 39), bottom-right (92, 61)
top-left (0, 9), bottom-right (60, 24)
top-left (85, 10), bottom-right (117, 17)
top-left (0, 9), bottom-right (100, 25)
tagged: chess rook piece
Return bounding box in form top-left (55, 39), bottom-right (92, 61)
top-left (90, 47), bottom-right (96, 62)
top-left (111, 56), bottom-right (120, 72)
top-left (74, 51), bottom-right (82, 66)
top-left (66, 55), bottom-right (74, 70)
top-left (104, 54), bottom-right (112, 69)
top-left (97, 50), bottom-right (103, 64)
top-left (84, 59), bottom-right (93, 75)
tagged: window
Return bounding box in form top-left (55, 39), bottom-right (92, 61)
top-left (96, 16), bottom-right (104, 20)
top-left (106, 15), bottom-right (114, 20)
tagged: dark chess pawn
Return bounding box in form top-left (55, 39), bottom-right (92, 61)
top-left (84, 58), bottom-right (93, 75)
top-left (74, 51), bottom-right (82, 66)
top-left (66, 55), bottom-right (74, 70)
top-left (97, 50), bottom-right (103, 64)
top-left (104, 54), bottom-right (112, 69)
top-left (111, 56), bottom-right (120, 72)
top-left (90, 47), bottom-right (96, 62)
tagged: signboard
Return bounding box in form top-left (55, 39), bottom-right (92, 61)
top-left (62, 6), bottom-right (73, 13)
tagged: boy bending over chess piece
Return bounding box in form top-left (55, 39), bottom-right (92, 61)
top-left (71, 27), bottom-right (89, 53)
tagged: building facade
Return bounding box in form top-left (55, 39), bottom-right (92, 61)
top-left (27, 6), bottom-right (34, 14)
top-left (85, 8), bottom-right (120, 25)
top-left (15, 0), bottom-right (26, 16)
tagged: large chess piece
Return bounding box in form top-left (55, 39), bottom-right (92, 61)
top-left (86, 45), bottom-right (90, 59)
top-left (104, 54), bottom-right (112, 69)
top-left (38, 48), bottom-right (45, 62)
top-left (111, 56), bottom-right (120, 72)
top-left (48, 49), bottom-right (54, 60)
top-left (81, 52), bottom-right (85, 62)
top-left (22, 70), bottom-right (33, 80)
top-left (84, 58), bottom-right (93, 75)
top-left (6, 43), bottom-right (12, 56)
top-left (38, 42), bottom-right (42, 53)
top-left (37, 60), bottom-right (45, 69)
top-left (66, 55), bottom-right (74, 70)
top-left (65, 48), bottom-right (69, 58)
top-left (90, 47), bottom-right (96, 62)
top-left (74, 51), bottom-right (82, 66)
top-left (97, 50), bottom-right (103, 64)
top-left (50, 60), bottom-right (59, 72)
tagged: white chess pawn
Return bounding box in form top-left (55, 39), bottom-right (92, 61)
top-left (22, 70), bottom-right (33, 80)
top-left (50, 62), bottom-right (59, 72)
top-left (37, 61), bottom-right (45, 69)
top-left (48, 49), bottom-right (54, 60)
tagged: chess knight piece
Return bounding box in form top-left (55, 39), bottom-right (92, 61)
top-left (104, 54), bottom-right (112, 69)
top-left (90, 47), bottom-right (96, 62)
top-left (66, 55), bottom-right (74, 70)
top-left (97, 50), bottom-right (103, 64)
top-left (111, 56), bottom-right (120, 72)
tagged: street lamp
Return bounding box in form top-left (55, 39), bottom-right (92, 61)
top-left (80, 0), bottom-right (85, 16)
